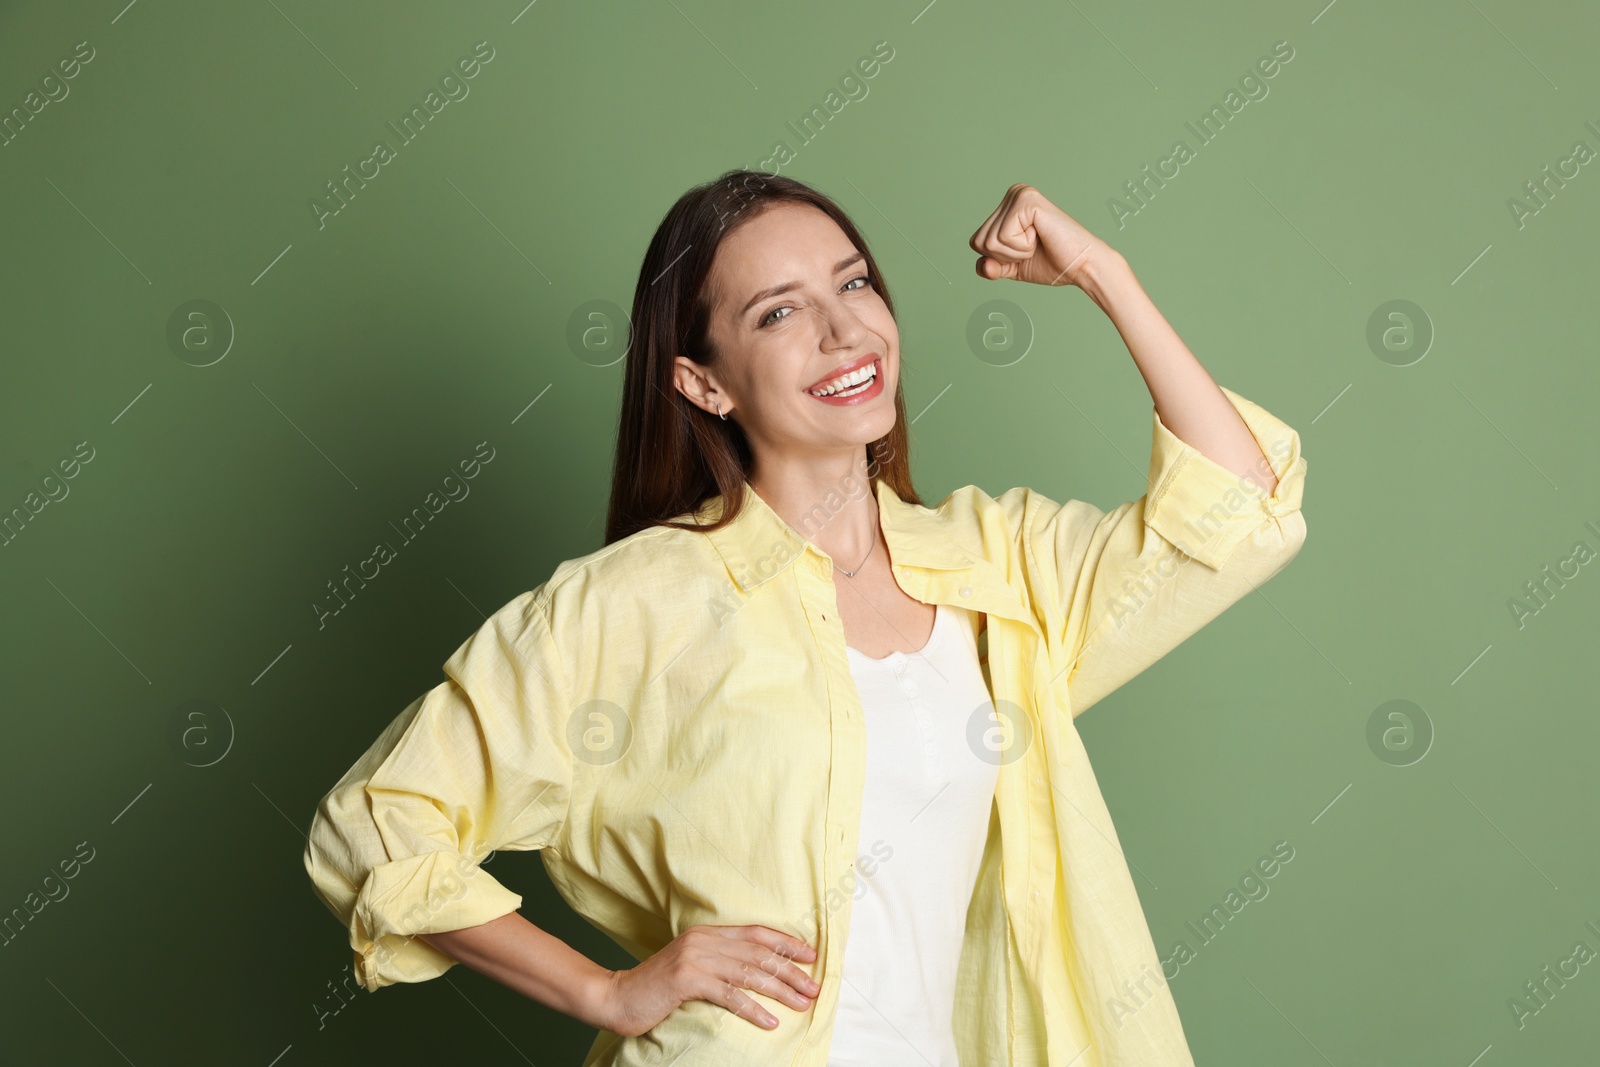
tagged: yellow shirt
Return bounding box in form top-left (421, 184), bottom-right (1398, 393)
top-left (303, 384), bottom-right (1308, 1067)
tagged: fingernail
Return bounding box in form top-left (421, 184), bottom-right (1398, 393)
top-left (763, 1012), bottom-right (778, 1027)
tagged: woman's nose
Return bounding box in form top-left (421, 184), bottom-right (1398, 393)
top-left (818, 297), bottom-right (869, 341)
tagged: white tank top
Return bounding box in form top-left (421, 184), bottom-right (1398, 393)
top-left (828, 601), bottom-right (1001, 1067)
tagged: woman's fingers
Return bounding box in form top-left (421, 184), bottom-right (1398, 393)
top-left (633, 924), bottom-right (821, 1033)
top-left (712, 976), bottom-right (781, 1029)
top-left (968, 186), bottom-right (1016, 258)
top-left (727, 924), bottom-right (817, 964)
top-left (971, 183), bottom-right (1036, 263)
top-left (729, 943), bottom-right (820, 1008)
top-left (724, 928), bottom-right (819, 1010)
top-left (991, 202), bottom-right (1038, 260)
top-left (707, 926), bottom-right (820, 1006)
top-left (702, 956), bottom-right (812, 1028)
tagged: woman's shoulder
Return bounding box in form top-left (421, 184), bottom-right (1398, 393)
top-left (438, 515), bottom-right (727, 696)
top-left (554, 519), bottom-right (712, 585)
top-left (510, 513), bottom-right (724, 626)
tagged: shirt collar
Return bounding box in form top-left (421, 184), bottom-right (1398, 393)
top-left (697, 478), bottom-right (976, 590)
top-left (688, 476), bottom-right (1042, 647)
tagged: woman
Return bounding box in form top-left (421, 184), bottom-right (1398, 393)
top-left (304, 170), bottom-right (1308, 1066)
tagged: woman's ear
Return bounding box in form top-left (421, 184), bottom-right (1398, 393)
top-left (671, 355), bottom-right (725, 417)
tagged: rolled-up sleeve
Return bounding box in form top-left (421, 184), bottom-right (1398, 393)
top-left (303, 586), bottom-right (574, 991)
top-left (1012, 385), bottom-right (1309, 718)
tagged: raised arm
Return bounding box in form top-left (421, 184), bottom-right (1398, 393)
top-left (970, 184), bottom-right (1309, 717)
top-left (971, 183), bottom-right (1276, 496)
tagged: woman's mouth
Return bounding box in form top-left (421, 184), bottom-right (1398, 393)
top-left (805, 358), bottom-right (883, 405)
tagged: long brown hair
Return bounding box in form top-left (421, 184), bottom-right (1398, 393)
top-left (603, 169), bottom-right (921, 546)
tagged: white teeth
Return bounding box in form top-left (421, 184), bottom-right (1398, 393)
top-left (809, 362), bottom-right (877, 397)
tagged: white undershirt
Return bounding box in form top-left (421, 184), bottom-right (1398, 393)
top-left (827, 602), bottom-right (1001, 1067)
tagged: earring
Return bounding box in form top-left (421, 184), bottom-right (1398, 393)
top-left (715, 402), bottom-right (727, 421)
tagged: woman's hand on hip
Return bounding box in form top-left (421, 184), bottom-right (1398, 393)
top-left (595, 924), bottom-right (821, 1037)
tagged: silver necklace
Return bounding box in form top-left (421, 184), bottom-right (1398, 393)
top-left (833, 508), bottom-right (879, 578)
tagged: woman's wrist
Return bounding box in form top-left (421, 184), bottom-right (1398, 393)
top-left (1070, 247), bottom-right (1136, 314)
top-left (578, 965), bottom-right (624, 1031)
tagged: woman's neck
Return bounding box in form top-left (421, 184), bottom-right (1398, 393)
top-left (746, 456), bottom-right (880, 565)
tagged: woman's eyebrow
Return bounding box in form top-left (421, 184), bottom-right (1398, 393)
top-left (739, 251), bottom-right (866, 318)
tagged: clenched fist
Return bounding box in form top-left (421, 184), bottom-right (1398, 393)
top-left (968, 183), bottom-right (1116, 289)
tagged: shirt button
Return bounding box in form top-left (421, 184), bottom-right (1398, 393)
top-left (959, 585), bottom-right (973, 598)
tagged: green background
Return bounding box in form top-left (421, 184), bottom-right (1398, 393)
top-left (2, 0), bottom-right (1597, 1063)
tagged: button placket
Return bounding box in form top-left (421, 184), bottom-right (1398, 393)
top-left (800, 555), bottom-right (866, 1006)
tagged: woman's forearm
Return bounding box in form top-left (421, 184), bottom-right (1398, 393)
top-left (418, 911), bottom-right (616, 1029)
top-left (1076, 250), bottom-right (1280, 496)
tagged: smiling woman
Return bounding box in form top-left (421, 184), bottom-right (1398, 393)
top-left (304, 168), bottom-right (1309, 1067)
top-left (605, 173), bottom-right (920, 545)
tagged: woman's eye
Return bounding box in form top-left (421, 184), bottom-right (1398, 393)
top-left (759, 275), bottom-right (871, 328)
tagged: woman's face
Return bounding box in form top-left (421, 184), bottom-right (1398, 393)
top-left (679, 201), bottom-right (900, 464)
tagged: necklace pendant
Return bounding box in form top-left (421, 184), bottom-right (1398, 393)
top-left (830, 510), bottom-right (878, 581)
